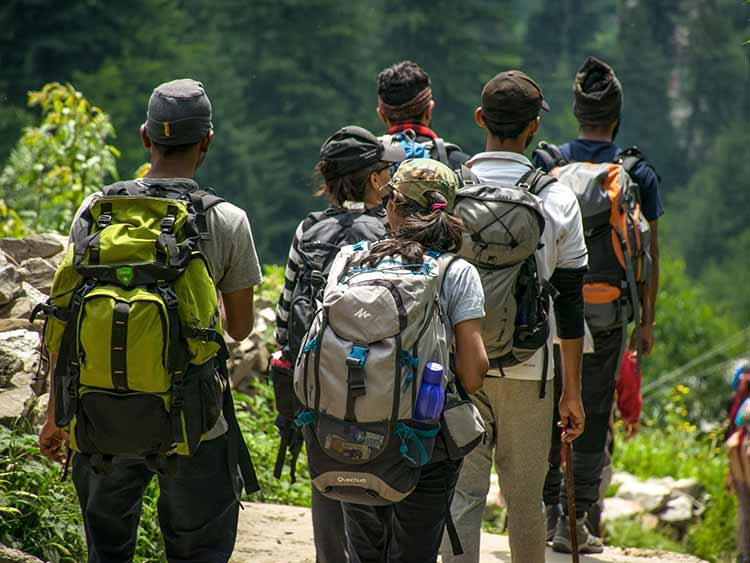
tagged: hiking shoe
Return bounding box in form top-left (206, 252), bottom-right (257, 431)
top-left (552, 514), bottom-right (604, 554)
top-left (545, 503), bottom-right (561, 543)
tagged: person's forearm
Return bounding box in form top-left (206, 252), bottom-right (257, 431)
top-left (559, 337), bottom-right (583, 396)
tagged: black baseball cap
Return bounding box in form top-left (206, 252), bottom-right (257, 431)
top-left (481, 71), bottom-right (550, 125)
top-left (146, 79), bottom-right (213, 146)
top-left (320, 126), bottom-right (405, 176)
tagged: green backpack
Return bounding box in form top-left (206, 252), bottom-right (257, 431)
top-left (35, 179), bottom-right (258, 487)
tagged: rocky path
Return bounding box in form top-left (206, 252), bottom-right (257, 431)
top-left (231, 502), bottom-right (706, 563)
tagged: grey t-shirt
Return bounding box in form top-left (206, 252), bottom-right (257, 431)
top-left (439, 257), bottom-right (485, 346)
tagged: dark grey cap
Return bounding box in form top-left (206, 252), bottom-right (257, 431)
top-left (573, 57), bottom-right (622, 126)
top-left (146, 79), bottom-right (213, 146)
top-left (320, 126), bottom-right (405, 176)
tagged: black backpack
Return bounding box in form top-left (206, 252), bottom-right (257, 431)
top-left (272, 205), bottom-right (387, 482)
top-left (285, 206), bottom-right (388, 361)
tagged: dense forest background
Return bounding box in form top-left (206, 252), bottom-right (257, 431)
top-left (0, 0), bottom-right (749, 410)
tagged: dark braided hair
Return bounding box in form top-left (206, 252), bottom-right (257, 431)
top-left (362, 189), bottom-right (464, 267)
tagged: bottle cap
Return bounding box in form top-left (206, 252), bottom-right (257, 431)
top-left (423, 362), bottom-right (444, 385)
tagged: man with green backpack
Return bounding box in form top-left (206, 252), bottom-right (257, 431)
top-left (37, 79), bottom-right (262, 563)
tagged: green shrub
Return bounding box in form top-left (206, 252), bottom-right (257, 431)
top-left (0, 426), bottom-right (86, 562)
top-left (613, 386), bottom-right (736, 562)
top-left (0, 82), bottom-right (119, 235)
top-left (235, 382), bottom-right (312, 507)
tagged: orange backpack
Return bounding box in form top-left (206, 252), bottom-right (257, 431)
top-left (535, 144), bottom-right (651, 339)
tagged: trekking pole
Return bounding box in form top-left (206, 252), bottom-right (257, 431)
top-left (564, 439), bottom-right (580, 563)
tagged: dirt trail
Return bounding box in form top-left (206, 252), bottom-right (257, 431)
top-left (231, 502), bottom-right (706, 563)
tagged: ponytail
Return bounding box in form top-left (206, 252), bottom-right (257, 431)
top-left (363, 189), bottom-right (463, 267)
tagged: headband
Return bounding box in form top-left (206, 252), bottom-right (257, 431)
top-left (378, 87), bottom-right (433, 123)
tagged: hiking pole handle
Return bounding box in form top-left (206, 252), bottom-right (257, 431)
top-left (564, 439), bottom-right (580, 563)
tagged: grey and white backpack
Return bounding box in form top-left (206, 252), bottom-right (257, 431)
top-left (293, 242), bottom-right (454, 505)
top-left (454, 168), bottom-right (555, 396)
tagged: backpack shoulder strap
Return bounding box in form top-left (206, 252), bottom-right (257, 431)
top-left (532, 141), bottom-right (568, 171)
top-left (457, 164), bottom-right (475, 187)
top-left (517, 167), bottom-right (556, 196)
top-left (617, 146), bottom-right (660, 181)
top-left (436, 253), bottom-right (461, 296)
top-left (189, 188), bottom-right (225, 211)
top-left (432, 137), bottom-right (450, 166)
top-left (301, 208), bottom-right (339, 232)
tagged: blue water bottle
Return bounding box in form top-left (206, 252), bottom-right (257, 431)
top-left (414, 362), bottom-right (445, 420)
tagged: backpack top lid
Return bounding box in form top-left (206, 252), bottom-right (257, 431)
top-left (454, 172), bottom-right (547, 270)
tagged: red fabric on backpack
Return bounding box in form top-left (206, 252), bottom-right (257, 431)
top-left (617, 351), bottom-right (642, 424)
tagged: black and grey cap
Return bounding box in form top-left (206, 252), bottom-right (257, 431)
top-left (320, 125), bottom-right (405, 176)
top-left (146, 79), bottom-right (213, 146)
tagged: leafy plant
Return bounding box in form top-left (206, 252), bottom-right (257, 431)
top-left (0, 82), bottom-right (119, 234)
top-left (235, 382), bottom-right (312, 507)
top-left (613, 387), bottom-right (737, 562)
top-left (0, 426), bottom-right (86, 562)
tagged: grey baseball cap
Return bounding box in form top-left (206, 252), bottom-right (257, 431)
top-left (146, 79), bottom-right (213, 146)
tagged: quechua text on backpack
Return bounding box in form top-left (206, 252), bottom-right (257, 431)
top-left (33, 179), bottom-right (258, 491)
top-left (293, 242), bottom-right (453, 505)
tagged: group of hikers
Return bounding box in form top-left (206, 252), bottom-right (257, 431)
top-left (32, 55), bottom-right (675, 563)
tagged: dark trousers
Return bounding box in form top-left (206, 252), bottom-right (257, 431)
top-left (312, 485), bottom-right (349, 563)
top-left (342, 458), bottom-right (461, 563)
top-left (543, 328), bottom-right (626, 516)
top-left (72, 435), bottom-right (241, 563)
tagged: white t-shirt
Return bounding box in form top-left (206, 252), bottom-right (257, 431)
top-left (467, 151), bottom-right (588, 381)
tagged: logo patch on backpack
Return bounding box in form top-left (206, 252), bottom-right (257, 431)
top-left (353, 307), bottom-right (372, 319)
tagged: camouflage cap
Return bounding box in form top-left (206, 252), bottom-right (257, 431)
top-left (389, 158), bottom-right (459, 210)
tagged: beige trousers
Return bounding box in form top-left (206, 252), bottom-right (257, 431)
top-left (441, 377), bottom-right (553, 563)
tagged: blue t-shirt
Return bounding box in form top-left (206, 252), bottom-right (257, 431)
top-left (535, 139), bottom-right (664, 221)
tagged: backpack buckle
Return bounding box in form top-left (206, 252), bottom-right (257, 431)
top-left (346, 345), bottom-right (369, 368)
top-left (97, 214), bottom-right (112, 228)
top-left (161, 216), bottom-right (176, 233)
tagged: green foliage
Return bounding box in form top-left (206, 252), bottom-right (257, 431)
top-left (605, 518), bottom-right (686, 554)
top-left (641, 256), bottom-right (742, 422)
top-left (0, 425), bottom-right (167, 562)
top-left (0, 82), bottom-right (119, 234)
top-left (235, 383), bottom-right (312, 507)
top-left (0, 426), bottom-right (86, 562)
top-left (613, 389), bottom-right (737, 562)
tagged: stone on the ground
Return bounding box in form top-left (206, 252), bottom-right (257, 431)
top-left (659, 494), bottom-right (695, 525)
top-left (0, 330), bottom-right (40, 384)
top-left (0, 266), bottom-right (22, 306)
top-left (603, 497), bottom-right (643, 522)
top-left (670, 478), bottom-right (704, 500)
top-left (0, 234), bottom-right (65, 263)
top-left (0, 544), bottom-right (43, 563)
top-left (19, 257), bottom-right (56, 294)
top-left (0, 372), bottom-right (35, 427)
top-left (21, 392), bottom-right (49, 432)
top-left (616, 479), bottom-right (671, 513)
top-left (0, 319), bottom-right (43, 333)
